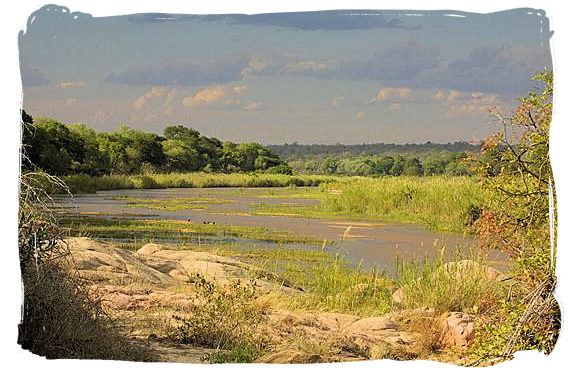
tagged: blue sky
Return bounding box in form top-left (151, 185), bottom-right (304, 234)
top-left (19, 5), bottom-right (552, 144)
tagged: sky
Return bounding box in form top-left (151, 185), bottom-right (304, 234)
top-left (19, 5), bottom-right (553, 144)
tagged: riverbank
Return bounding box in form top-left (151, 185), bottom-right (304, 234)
top-left (65, 237), bottom-right (509, 364)
top-left (58, 172), bottom-right (339, 194)
top-left (52, 173), bottom-right (483, 233)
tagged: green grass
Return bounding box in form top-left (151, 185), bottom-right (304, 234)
top-left (56, 172), bottom-right (338, 194)
top-left (55, 173), bottom-right (482, 232)
top-left (318, 176), bottom-right (484, 232)
top-left (283, 256), bottom-right (396, 316)
top-left (393, 251), bottom-right (507, 314)
top-left (108, 195), bottom-right (235, 211)
top-left (60, 216), bottom-right (328, 246)
top-left (246, 176), bottom-right (483, 232)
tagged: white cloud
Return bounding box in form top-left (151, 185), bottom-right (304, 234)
top-left (443, 92), bottom-right (502, 118)
top-left (225, 98), bottom-right (242, 107)
top-left (244, 101), bottom-right (266, 111)
top-left (56, 81), bottom-right (87, 89)
top-left (182, 86), bottom-right (227, 107)
top-left (287, 60), bottom-right (328, 72)
top-left (369, 87), bottom-right (413, 103)
top-left (433, 89), bottom-right (460, 103)
top-left (132, 87), bottom-right (167, 110)
top-left (232, 85), bottom-right (248, 94)
top-left (131, 87), bottom-right (178, 121)
top-left (164, 89), bottom-right (177, 115)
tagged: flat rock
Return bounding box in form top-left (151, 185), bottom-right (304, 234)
top-left (438, 312), bottom-right (475, 349)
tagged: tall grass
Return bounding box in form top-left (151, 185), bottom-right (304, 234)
top-left (18, 172), bottom-right (152, 360)
top-left (319, 176), bottom-right (484, 232)
top-left (57, 172), bottom-right (338, 194)
top-left (169, 275), bottom-right (271, 363)
top-left (19, 262), bottom-right (154, 360)
top-left (394, 252), bottom-right (507, 314)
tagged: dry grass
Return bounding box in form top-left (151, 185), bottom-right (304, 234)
top-left (18, 261), bottom-right (153, 360)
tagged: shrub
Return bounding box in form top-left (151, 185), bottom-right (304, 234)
top-left (169, 274), bottom-right (271, 363)
top-left (18, 171), bottom-right (151, 360)
top-left (394, 252), bottom-right (507, 314)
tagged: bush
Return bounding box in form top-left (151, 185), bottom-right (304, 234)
top-left (470, 69), bottom-right (560, 361)
top-left (169, 274), bottom-right (271, 363)
top-left (394, 253), bottom-right (507, 314)
top-left (18, 263), bottom-right (152, 360)
top-left (18, 171), bottom-right (152, 360)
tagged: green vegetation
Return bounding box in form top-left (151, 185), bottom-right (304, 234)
top-left (57, 172), bottom-right (337, 193)
top-left (18, 172), bottom-right (152, 360)
top-left (269, 141), bottom-right (476, 176)
top-left (394, 254), bottom-right (505, 314)
top-left (319, 176), bottom-right (484, 232)
top-left (109, 195), bottom-right (234, 210)
top-left (285, 257), bottom-right (395, 316)
top-left (468, 70), bottom-right (559, 363)
top-left (18, 71), bottom-right (558, 364)
top-left (21, 118), bottom-right (291, 176)
top-left (59, 216), bottom-right (328, 246)
top-left (169, 275), bottom-right (271, 363)
top-left (248, 176), bottom-right (483, 232)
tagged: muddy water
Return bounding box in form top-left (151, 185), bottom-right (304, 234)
top-left (54, 187), bottom-right (495, 273)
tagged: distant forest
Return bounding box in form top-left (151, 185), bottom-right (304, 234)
top-left (268, 141), bottom-right (480, 159)
top-left (21, 111), bottom-right (478, 177)
top-left (268, 142), bottom-right (478, 176)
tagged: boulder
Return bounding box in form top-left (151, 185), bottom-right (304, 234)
top-left (346, 317), bottom-right (419, 347)
top-left (437, 260), bottom-right (504, 281)
top-left (392, 288), bottom-right (404, 303)
top-left (256, 350), bottom-right (324, 364)
top-left (438, 312), bottom-right (475, 348)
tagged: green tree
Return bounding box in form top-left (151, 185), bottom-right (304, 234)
top-left (473, 70), bottom-right (559, 358)
top-left (402, 157), bottom-right (424, 176)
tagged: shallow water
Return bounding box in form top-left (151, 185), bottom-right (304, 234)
top-left (53, 187), bottom-right (499, 273)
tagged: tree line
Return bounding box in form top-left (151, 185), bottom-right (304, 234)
top-left (21, 112), bottom-right (291, 176)
top-left (268, 141), bottom-right (480, 159)
top-left (289, 152), bottom-right (472, 176)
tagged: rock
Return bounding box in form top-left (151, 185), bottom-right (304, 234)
top-left (349, 316), bottom-right (400, 333)
top-left (136, 243), bottom-right (164, 255)
top-left (437, 260), bottom-right (504, 281)
top-left (392, 288), bottom-right (404, 303)
top-left (351, 283), bottom-right (369, 293)
top-left (346, 317), bottom-right (420, 348)
top-left (438, 312), bottom-right (475, 348)
top-left (256, 350), bottom-right (323, 364)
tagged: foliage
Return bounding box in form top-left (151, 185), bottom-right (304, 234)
top-left (291, 152), bottom-right (472, 177)
top-left (18, 171), bottom-right (151, 359)
top-left (22, 116), bottom-right (287, 176)
top-left (18, 263), bottom-right (153, 360)
top-left (470, 278), bottom-right (559, 365)
top-left (57, 172), bottom-right (336, 193)
top-left (319, 176), bottom-right (484, 232)
top-left (169, 275), bottom-right (271, 363)
top-left (18, 112), bottom-right (153, 360)
top-left (288, 255), bottom-right (394, 316)
top-left (18, 171), bottom-right (69, 272)
top-left (471, 69), bottom-right (559, 360)
top-left (475, 70), bottom-right (554, 284)
top-left (394, 253), bottom-right (507, 314)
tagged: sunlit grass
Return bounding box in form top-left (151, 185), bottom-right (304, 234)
top-left (57, 172), bottom-right (339, 194)
top-left (60, 216), bottom-right (328, 246)
top-left (108, 195), bottom-right (235, 210)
